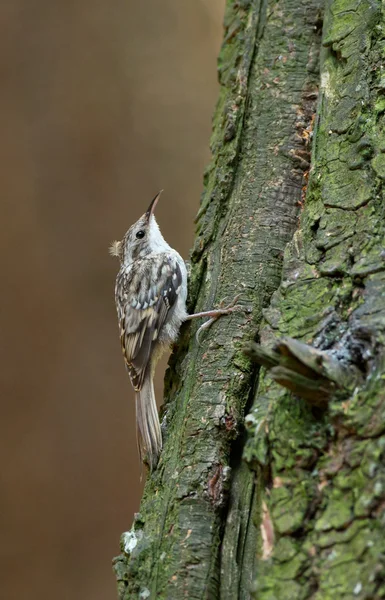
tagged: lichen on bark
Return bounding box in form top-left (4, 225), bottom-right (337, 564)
top-left (244, 1), bottom-right (385, 598)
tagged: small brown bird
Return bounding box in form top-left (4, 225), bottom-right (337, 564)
top-left (110, 191), bottom-right (240, 470)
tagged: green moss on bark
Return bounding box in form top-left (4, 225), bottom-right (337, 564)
top-left (246, 1), bottom-right (385, 598)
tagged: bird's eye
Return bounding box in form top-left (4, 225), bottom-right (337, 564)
top-left (136, 230), bottom-right (145, 239)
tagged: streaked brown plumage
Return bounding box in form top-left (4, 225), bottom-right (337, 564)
top-left (111, 192), bottom-right (243, 471)
top-left (111, 192), bottom-right (187, 470)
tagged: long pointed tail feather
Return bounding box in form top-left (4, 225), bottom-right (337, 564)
top-left (135, 375), bottom-right (162, 470)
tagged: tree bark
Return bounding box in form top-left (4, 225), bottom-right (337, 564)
top-left (114, 0), bottom-right (385, 599)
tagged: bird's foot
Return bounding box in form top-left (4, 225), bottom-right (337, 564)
top-left (185, 294), bottom-right (244, 344)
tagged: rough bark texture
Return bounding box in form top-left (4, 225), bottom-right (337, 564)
top-left (114, 0), bottom-right (385, 598)
top-left (244, 0), bottom-right (385, 598)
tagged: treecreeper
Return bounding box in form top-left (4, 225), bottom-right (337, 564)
top-left (110, 191), bottom-right (242, 470)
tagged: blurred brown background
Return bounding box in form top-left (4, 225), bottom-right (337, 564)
top-left (0, 2), bottom-right (223, 599)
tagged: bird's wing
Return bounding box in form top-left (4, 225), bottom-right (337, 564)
top-left (116, 253), bottom-right (183, 391)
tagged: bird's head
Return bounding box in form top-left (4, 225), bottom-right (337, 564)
top-left (109, 190), bottom-right (168, 264)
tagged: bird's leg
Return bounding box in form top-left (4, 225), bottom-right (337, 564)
top-left (184, 294), bottom-right (243, 343)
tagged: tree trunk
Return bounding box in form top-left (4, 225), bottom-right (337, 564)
top-left (114, 0), bottom-right (385, 598)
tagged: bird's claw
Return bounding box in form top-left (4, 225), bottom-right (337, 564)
top-left (218, 293), bottom-right (242, 310)
top-left (196, 318), bottom-right (216, 345)
top-left (194, 294), bottom-right (245, 345)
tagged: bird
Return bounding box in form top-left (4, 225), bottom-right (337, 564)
top-left (110, 191), bottom-right (240, 470)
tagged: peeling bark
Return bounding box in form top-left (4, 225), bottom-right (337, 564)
top-left (113, 0), bottom-right (385, 599)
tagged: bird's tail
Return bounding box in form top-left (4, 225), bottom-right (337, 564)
top-left (135, 374), bottom-right (162, 471)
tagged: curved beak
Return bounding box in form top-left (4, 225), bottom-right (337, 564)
top-left (145, 190), bottom-right (163, 221)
